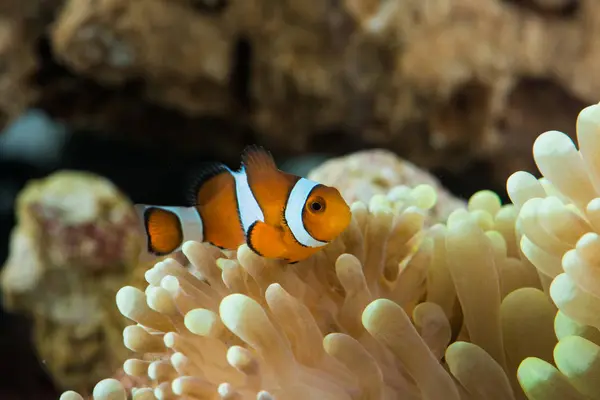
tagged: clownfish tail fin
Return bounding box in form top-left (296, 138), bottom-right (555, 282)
top-left (186, 162), bottom-right (232, 206)
top-left (134, 204), bottom-right (204, 258)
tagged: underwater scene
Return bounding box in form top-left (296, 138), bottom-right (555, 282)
top-left (1, 0), bottom-right (599, 399)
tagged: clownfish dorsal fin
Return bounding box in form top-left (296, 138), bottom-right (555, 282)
top-left (240, 145), bottom-right (278, 176)
top-left (240, 145), bottom-right (295, 194)
top-left (186, 162), bottom-right (231, 206)
top-left (246, 220), bottom-right (288, 259)
top-left (239, 145), bottom-right (295, 225)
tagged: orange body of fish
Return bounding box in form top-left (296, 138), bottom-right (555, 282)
top-left (135, 146), bottom-right (352, 264)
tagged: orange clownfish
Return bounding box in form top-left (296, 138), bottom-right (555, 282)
top-left (134, 146), bottom-right (352, 264)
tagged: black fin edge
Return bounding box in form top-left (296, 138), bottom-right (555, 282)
top-left (245, 221), bottom-right (264, 257)
top-left (209, 241), bottom-right (227, 250)
top-left (186, 162), bottom-right (230, 206)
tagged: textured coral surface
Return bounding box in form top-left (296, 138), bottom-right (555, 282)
top-left (0, 171), bottom-right (145, 394)
top-left (1, 0), bottom-right (597, 192)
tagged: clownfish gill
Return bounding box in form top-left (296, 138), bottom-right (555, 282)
top-left (134, 145), bottom-right (352, 264)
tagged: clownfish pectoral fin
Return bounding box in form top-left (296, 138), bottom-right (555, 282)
top-left (186, 162), bottom-right (232, 206)
top-left (134, 204), bottom-right (204, 257)
top-left (246, 221), bottom-right (288, 259)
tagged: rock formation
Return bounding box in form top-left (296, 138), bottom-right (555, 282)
top-left (0, 171), bottom-right (145, 394)
top-left (1, 0), bottom-right (597, 191)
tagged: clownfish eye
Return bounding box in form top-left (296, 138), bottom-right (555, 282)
top-left (308, 197), bottom-right (326, 213)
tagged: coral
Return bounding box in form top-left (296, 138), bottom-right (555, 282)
top-left (307, 148), bottom-right (465, 223)
top-left (506, 102), bottom-right (600, 398)
top-left (0, 0), bottom-right (61, 127)
top-left (51, 0), bottom-right (234, 115)
top-left (29, 0), bottom-right (589, 186)
top-left (0, 14), bottom-right (38, 128)
top-left (1, 170), bottom-right (145, 393)
top-left (2, 0), bottom-right (599, 192)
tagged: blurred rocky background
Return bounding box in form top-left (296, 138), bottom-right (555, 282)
top-left (0, 0), bottom-right (597, 398)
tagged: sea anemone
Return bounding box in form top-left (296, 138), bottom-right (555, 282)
top-left (58, 102), bottom-right (600, 400)
top-left (58, 179), bottom-right (561, 400)
top-left (59, 184), bottom-right (442, 399)
top-left (506, 103), bottom-right (600, 399)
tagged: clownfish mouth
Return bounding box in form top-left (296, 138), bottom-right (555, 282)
top-left (328, 211), bottom-right (353, 238)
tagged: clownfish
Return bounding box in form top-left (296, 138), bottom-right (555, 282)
top-left (134, 146), bottom-right (351, 264)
